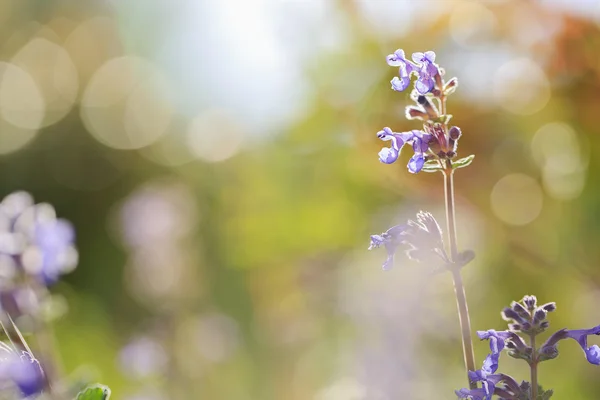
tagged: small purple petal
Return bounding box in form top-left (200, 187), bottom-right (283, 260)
top-left (378, 147), bottom-right (399, 164)
top-left (411, 52), bottom-right (424, 64)
top-left (407, 154), bottom-right (424, 174)
top-left (415, 76), bottom-right (435, 94)
top-left (386, 49), bottom-right (406, 67)
top-left (423, 51), bottom-right (436, 62)
top-left (391, 76), bottom-right (410, 92)
top-left (586, 345), bottom-right (600, 364)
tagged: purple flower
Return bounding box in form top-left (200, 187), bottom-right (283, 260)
top-left (34, 219), bottom-right (76, 284)
top-left (376, 128), bottom-right (432, 173)
top-left (386, 49), bottom-right (416, 93)
top-left (368, 224), bottom-right (408, 270)
top-left (369, 212), bottom-right (448, 271)
top-left (539, 324), bottom-right (600, 364)
top-left (412, 51), bottom-right (439, 95)
top-left (0, 350), bottom-right (45, 397)
top-left (403, 211), bottom-right (448, 265)
top-left (456, 354), bottom-right (499, 400)
top-left (376, 127), bottom-right (414, 164)
top-left (407, 130), bottom-right (432, 174)
top-left (386, 49), bottom-right (440, 94)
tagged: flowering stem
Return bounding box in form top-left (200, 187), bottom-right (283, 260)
top-left (529, 324), bottom-right (538, 399)
top-left (443, 167), bottom-right (477, 389)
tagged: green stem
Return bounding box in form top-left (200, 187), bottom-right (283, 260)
top-left (444, 168), bottom-right (477, 389)
top-left (530, 332), bottom-right (538, 399)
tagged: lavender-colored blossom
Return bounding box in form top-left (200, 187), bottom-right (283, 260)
top-left (456, 354), bottom-right (499, 400)
top-left (376, 127), bottom-right (413, 165)
top-left (0, 350), bottom-right (45, 397)
top-left (386, 49), bottom-right (416, 93)
top-left (564, 325), bottom-right (600, 364)
top-left (412, 51), bottom-right (439, 95)
top-left (403, 211), bottom-right (448, 265)
top-left (386, 49), bottom-right (439, 94)
top-left (34, 219), bottom-right (76, 284)
top-left (539, 324), bottom-right (600, 364)
top-left (408, 130), bottom-right (432, 173)
top-left (368, 224), bottom-right (408, 271)
top-left (376, 128), bottom-right (432, 173)
top-left (369, 212), bottom-right (449, 271)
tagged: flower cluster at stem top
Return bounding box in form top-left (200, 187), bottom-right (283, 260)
top-left (456, 295), bottom-right (600, 399)
top-left (377, 49), bottom-right (467, 173)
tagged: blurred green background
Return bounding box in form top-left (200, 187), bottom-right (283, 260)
top-left (1, 0), bottom-right (600, 398)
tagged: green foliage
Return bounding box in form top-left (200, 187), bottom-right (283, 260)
top-left (451, 154), bottom-right (475, 170)
top-left (75, 385), bottom-right (111, 400)
top-left (421, 160), bottom-right (444, 173)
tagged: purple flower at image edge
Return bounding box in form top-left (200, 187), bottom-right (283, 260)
top-left (0, 351), bottom-right (45, 397)
top-left (565, 325), bottom-right (600, 364)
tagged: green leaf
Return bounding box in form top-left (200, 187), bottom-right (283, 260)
top-left (421, 160), bottom-right (444, 173)
top-left (76, 384), bottom-right (111, 400)
top-left (539, 387), bottom-right (554, 400)
top-left (451, 154), bottom-right (474, 170)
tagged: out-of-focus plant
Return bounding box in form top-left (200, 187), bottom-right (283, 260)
top-left (368, 49), bottom-right (600, 399)
top-left (0, 191), bottom-right (110, 399)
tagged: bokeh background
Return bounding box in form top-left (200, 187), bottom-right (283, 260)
top-left (1, 0), bottom-right (600, 398)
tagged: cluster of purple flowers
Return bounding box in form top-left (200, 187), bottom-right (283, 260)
top-left (376, 49), bottom-right (465, 173)
top-left (456, 296), bottom-right (600, 399)
top-left (0, 191), bottom-right (79, 398)
top-left (0, 191), bottom-right (77, 288)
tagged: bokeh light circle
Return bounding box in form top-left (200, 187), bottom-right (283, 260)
top-left (490, 173), bottom-right (543, 225)
top-left (186, 109), bottom-right (244, 162)
top-left (81, 56), bottom-right (174, 150)
top-left (11, 37), bottom-right (78, 127)
top-left (0, 62), bottom-right (45, 130)
top-left (493, 58), bottom-right (550, 115)
top-left (531, 122), bottom-right (587, 201)
top-left (449, 2), bottom-right (497, 48)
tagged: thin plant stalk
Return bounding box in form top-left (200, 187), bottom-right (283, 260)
top-left (443, 167), bottom-right (477, 389)
top-left (529, 324), bottom-right (538, 399)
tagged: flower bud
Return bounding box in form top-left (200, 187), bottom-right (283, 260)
top-left (449, 126), bottom-right (462, 140)
top-left (405, 106), bottom-right (427, 120)
top-left (533, 308), bottom-right (547, 325)
top-left (523, 295), bottom-right (537, 310)
top-left (416, 95), bottom-right (438, 119)
top-left (502, 307), bottom-right (525, 323)
top-left (510, 301), bottom-right (530, 319)
top-left (541, 302), bottom-right (556, 312)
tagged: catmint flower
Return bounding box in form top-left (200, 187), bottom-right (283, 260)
top-left (0, 349), bottom-right (45, 397)
top-left (539, 325), bottom-right (600, 364)
top-left (456, 354), bottom-right (519, 400)
top-left (33, 219), bottom-right (77, 284)
top-left (510, 301), bottom-right (530, 320)
top-left (386, 49), bottom-right (440, 95)
top-left (368, 211), bottom-right (449, 271)
top-left (376, 127), bottom-right (414, 164)
top-left (412, 51), bottom-right (439, 94)
top-left (386, 49), bottom-right (416, 93)
top-left (522, 295), bottom-right (537, 310)
top-left (407, 130), bottom-right (432, 173)
top-left (403, 211), bottom-right (449, 265)
top-left (376, 128), bottom-right (432, 173)
top-left (368, 224), bottom-right (408, 271)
